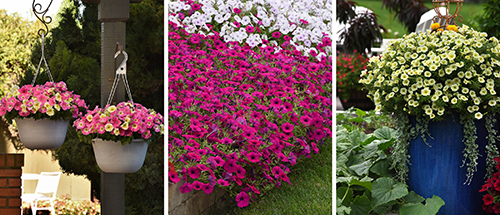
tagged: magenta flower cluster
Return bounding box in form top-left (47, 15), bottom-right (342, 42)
top-left (0, 81), bottom-right (87, 123)
top-left (168, 21), bottom-right (332, 207)
top-left (74, 101), bottom-right (164, 145)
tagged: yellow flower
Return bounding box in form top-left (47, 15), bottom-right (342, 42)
top-left (446, 25), bottom-right (458, 32)
top-left (431, 23), bottom-right (440, 30)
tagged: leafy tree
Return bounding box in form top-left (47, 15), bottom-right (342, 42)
top-left (477, 0), bottom-right (500, 38)
top-left (0, 10), bottom-right (43, 99)
top-left (382, 0), bottom-right (429, 33)
top-left (20, 0), bottom-right (164, 214)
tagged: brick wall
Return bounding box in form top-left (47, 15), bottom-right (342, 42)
top-left (0, 154), bottom-right (24, 215)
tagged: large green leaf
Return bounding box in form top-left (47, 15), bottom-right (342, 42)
top-left (404, 191), bottom-right (425, 204)
top-left (370, 159), bottom-right (393, 177)
top-left (337, 205), bottom-right (352, 215)
top-left (350, 195), bottom-right (372, 215)
top-left (348, 130), bottom-right (369, 146)
top-left (349, 160), bottom-right (372, 176)
top-left (337, 187), bottom-right (354, 207)
top-left (363, 141), bottom-right (381, 159)
top-left (399, 195), bottom-right (445, 215)
top-left (374, 126), bottom-right (395, 140)
top-left (350, 178), bottom-right (373, 191)
top-left (371, 177), bottom-right (408, 207)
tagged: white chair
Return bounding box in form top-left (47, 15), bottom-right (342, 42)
top-left (415, 7), bottom-right (447, 33)
top-left (21, 172), bottom-right (61, 215)
top-left (21, 173), bottom-right (40, 215)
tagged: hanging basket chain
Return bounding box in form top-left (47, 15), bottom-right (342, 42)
top-left (32, 0), bottom-right (55, 86)
top-left (106, 42), bottom-right (134, 105)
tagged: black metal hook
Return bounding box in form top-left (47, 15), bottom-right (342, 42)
top-left (32, 0), bottom-right (53, 37)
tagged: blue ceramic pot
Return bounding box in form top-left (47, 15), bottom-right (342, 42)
top-left (408, 113), bottom-right (490, 215)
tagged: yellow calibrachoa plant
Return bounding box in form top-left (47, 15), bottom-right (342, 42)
top-left (360, 25), bottom-right (500, 121)
top-left (360, 24), bottom-right (500, 184)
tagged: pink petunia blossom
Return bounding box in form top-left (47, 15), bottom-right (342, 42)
top-left (236, 192), bottom-right (250, 207)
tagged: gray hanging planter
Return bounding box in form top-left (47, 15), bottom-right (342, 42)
top-left (92, 138), bottom-right (148, 173)
top-left (16, 118), bottom-right (69, 149)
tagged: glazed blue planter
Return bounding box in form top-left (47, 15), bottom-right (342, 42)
top-left (408, 113), bottom-right (489, 215)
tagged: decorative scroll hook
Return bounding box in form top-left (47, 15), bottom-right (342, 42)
top-left (32, 0), bottom-right (53, 38)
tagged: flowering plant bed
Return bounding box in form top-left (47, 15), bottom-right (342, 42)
top-left (22, 194), bottom-right (100, 215)
top-left (74, 101), bottom-right (164, 145)
top-left (168, 22), bottom-right (332, 208)
top-left (0, 81), bottom-right (87, 123)
top-left (168, 0), bottom-right (332, 59)
top-left (336, 51), bottom-right (369, 103)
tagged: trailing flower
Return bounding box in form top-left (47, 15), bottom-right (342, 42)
top-left (74, 101), bottom-right (164, 145)
top-left (0, 81), bottom-right (87, 124)
top-left (359, 24), bottom-right (500, 183)
top-left (168, 23), bottom-right (332, 208)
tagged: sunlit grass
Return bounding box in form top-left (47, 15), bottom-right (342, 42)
top-left (207, 137), bottom-right (333, 215)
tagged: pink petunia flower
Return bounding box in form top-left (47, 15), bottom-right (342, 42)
top-left (236, 191), bottom-right (250, 207)
top-left (246, 152), bottom-right (260, 163)
top-left (191, 181), bottom-right (203, 190)
top-left (187, 166), bottom-right (201, 179)
top-left (201, 183), bottom-right (213, 195)
top-left (179, 183), bottom-right (192, 194)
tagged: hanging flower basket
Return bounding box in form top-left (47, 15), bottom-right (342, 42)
top-left (16, 118), bottom-right (69, 149)
top-left (92, 138), bottom-right (148, 173)
top-left (0, 82), bottom-right (87, 149)
top-left (74, 46), bottom-right (163, 173)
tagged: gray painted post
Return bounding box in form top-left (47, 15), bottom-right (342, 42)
top-left (99, 1), bottom-right (129, 214)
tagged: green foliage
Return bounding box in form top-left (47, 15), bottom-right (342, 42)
top-left (0, 10), bottom-right (42, 98)
top-left (336, 107), bottom-right (394, 133)
top-left (336, 125), bottom-right (444, 215)
top-left (477, 0), bottom-right (500, 38)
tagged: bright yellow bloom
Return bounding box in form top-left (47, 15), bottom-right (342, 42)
top-left (431, 23), bottom-right (440, 30)
top-left (446, 25), bottom-right (458, 32)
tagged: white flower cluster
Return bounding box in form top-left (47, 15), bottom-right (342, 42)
top-left (360, 25), bottom-right (500, 120)
top-left (168, 0), bottom-right (332, 57)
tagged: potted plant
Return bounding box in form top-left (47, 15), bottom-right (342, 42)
top-left (336, 50), bottom-right (373, 110)
top-left (74, 101), bottom-right (164, 173)
top-left (0, 81), bottom-right (87, 149)
top-left (360, 22), bottom-right (500, 214)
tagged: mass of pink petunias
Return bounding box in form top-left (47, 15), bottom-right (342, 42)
top-left (168, 12), bottom-right (332, 207)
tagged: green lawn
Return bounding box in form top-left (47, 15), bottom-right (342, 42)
top-left (355, 0), bottom-right (485, 38)
top-left (207, 138), bottom-right (333, 215)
